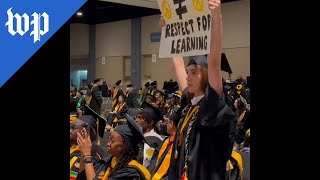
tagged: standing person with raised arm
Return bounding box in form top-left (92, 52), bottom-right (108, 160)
top-left (160, 0), bottom-right (237, 179)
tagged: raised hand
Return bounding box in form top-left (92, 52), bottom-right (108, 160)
top-left (159, 15), bottom-right (166, 29)
top-left (77, 127), bottom-right (92, 156)
top-left (208, 0), bottom-right (221, 12)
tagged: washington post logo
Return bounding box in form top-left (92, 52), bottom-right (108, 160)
top-left (5, 7), bottom-right (49, 43)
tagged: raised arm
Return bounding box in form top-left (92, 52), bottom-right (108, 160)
top-left (159, 16), bottom-right (188, 91)
top-left (77, 128), bottom-right (97, 180)
top-left (207, 0), bottom-right (223, 97)
top-left (170, 57), bottom-right (188, 90)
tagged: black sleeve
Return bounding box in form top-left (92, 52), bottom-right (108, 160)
top-left (93, 86), bottom-right (103, 106)
top-left (198, 85), bottom-right (237, 128)
top-left (119, 103), bottom-right (129, 114)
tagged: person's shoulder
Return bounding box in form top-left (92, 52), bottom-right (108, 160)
top-left (126, 160), bottom-right (151, 179)
top-left (111, 163), bottom-right (148, 179)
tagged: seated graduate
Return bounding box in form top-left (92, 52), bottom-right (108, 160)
top-left (135, 103), bottom-right (164, 169)
top-left (150, 111), bottom-right (180, 180)
top-left (107, 95), bottom-right (129, 129)
top-left (111, 80), bottom-right (124, 109)
top-left (76, 114), bottom-right (151, 180)
top-left (70, 115), bottom-right (105, 180)
top-left (154, 91), bottom-right (166, 114)
top-left (164, 92), bottom-right (181, 117)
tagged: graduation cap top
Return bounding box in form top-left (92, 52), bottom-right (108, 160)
top-left (115, 80), bottom-right (122, 86)
top-left (94, 78), bottom-right (102, 83)
top-left (78, 115), bottom-right (98, 142)
top-left (84, 105), bottom-right (108, 139)
top-left (150, 81), bottom-right (157, 86)
top-left (114, 114), bottom-right (151, 146)
top-left (188, 55), bottom-right (208, 68)
top-left (80, 115), bottom-right (97, 130)
top-left (84, 105), bottom-right (107, 123)
top-left (127, 84), bottom-right (133, 88)
top-left (187, 53), bottom-right (232, 74)
top-left (144, 82), bottom-right (150, 87)
top-left (221, 53), bottom-right (232, 74)
top-left (142, 103), bottom-right (163, 123)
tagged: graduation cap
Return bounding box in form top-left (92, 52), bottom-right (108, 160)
top-left (142, 103), bottom-right (163, 124)
top-left (144, 82), bottom-right (150, 87)
top-left (187, 53), bottom-right (232, 74)
top-left (150, 81), bottom-right (157, 86)
top-left (84, 105), bottom-right (108, 138)
top-left (78, 115), bottom-right (98, 142)
top-left (187, 55), bottom-right (208, 68)
top-left (94, 78), bottom-right (102, 83)
top-left (127, 84), bottom-right (134, 88)
top-left (115, 80), bottom-right (122, 86)
top-left (221, 53), bottom-right (232, 74)
top-left (168, 111), bottom-right (181, 126)
top-left (114, 114), bottom-right (151, 146)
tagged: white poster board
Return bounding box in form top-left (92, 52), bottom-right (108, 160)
top-left (157, 0), bottom-right (211, 58)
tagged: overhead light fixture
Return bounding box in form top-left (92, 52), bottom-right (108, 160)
top-left (76, 11), bottom-right (83, 16)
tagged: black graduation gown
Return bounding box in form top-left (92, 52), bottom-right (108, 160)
top-left (150, 136), bottom-right (174, 180)
top-left (167, 85), bottom-right (237, 180)
top-left (235, 110), bottom-right (250, 144)
top-left (126, 89), bottom-right (141, 108)
top-left (76, 156), bottom-right (150, 180)
top-left (107, 103), bottom-right (129, 125)
top-left (112, 88), bottom-right (124, 109)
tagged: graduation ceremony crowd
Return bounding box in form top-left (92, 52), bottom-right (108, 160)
top-left (70, 1), bottom-right (250, 179)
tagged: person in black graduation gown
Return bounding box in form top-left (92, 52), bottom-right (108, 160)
top-left (125, 84), bottom-right (141, 108)
top-left (70, 115), bottom-right (106, 180)
top-left (89, 78), bottom-right (103, 114)
top-left (76, 114), bottom-right (151, 180)
top-left (111, 80), bottom-right (124, 109)
top-left (150, 111), bottom-right (180, 180)
top-left (140, 82), bottom-right (151, 108)
top-left (107, 95), bottom-right (129, 128)
top-left (135, 103), bottom-right (164, 169)
top-left (160, 1), bottom-right (237, 179)
top-left (233, 95), bottom-right (250, 151)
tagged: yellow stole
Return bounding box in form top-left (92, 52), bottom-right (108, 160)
top-left (112, 88), bottom-right (119, 108)
top-left (113, 102), bottom-right (126, 123)
top-left (178, 105), bottom-right (199, 146)
top-left (102, 157), bottom-right (151, 180)
top-left (70, 145), bottom-right (80, 170)
top-left (152, 136), bottom-right (174, 180)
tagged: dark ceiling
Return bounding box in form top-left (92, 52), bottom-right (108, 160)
top-left (70, 0), bottom-right (239, 25)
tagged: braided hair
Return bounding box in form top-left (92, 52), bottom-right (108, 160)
top-left (109, 136), bottom-right (139, 177)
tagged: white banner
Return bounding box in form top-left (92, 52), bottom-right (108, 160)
top-left (157, 0), bottom-right (211, 58)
